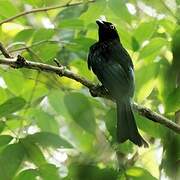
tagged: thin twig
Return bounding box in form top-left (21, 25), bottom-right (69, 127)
top-left (0, 43), bottom-right (180, 134)
top-left (0, 0), bottom-right (95, 25)
top-left (0, 42), bottom-right (13, 58)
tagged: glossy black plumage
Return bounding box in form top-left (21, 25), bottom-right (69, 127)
top-left (88, 20), bottom-right (148, 147)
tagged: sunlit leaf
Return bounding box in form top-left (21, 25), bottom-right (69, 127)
top-left (0, 135), bottom-right (13, 147)
top-left (126, 167), bottom-right (157, 180)
top-left (32, 29), bottom-right (55, 43)
top-left (70, 59), bottom-right (94, 80)
top-left (137, 79), bottom-right (156, 102)
top-left (2, 23), bottom-right (24, 37)
top-left (139, 38), bottom-right (167, 59)
top-left (59, 19), bottom-right (84, 29)
top-left (135, 63), bottom-right (159, 102)
top-left (28, 109), bottom-right (59, 134)
top-left (2, 70), bottom-right (26, 95)
top-left (159, 19), bottom-right (176, 35)
top-left (132, 36), bottom-right (140, 51)
top-left (105, 108), bottom-right (116, 141)
top-left (32, 43), bottom-right (59, 61)
top-left (135, 113), bottom-right (165, 138)
top-left (108, 0), bottom-right (132, 22)
top-left (0, 97), bottom-right (26, 118)
top-left (39, 163), bottom-right (60, 180)
top-left (0, 122), bottom-right (5, 134)
top-left (64, 92), bottom-right (96, 134)
top-left (56, 4), bottom-right (86, 20)
top-left (67, 37), bottom-right (95, 52)
top-left (14, 29), bottom-right (35, 43)
top-left (165, 87), bottom-right (180, 113)
top-left (133, 21), bottom-right (156, 44)
top-left (48, 90), bottom-right (71, 120)
top-left (14, 169), bottom-right (39, 180)
top-left (80, 0), bottom-right (107, 24)
top-left (26, 132), bottom-right (73, 148)
top-left (0, 143), bottom-right (25, 180)
top-left (22, 0), bottom-right (44, 7)
top-left (0, 0), bottom-right (19, 19)
top-left (21, 139), bottom-right (46, 166)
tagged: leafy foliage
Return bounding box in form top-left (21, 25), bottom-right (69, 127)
top-left (0, 0), bottom-right (179, 179)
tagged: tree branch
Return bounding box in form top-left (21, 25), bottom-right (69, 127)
top-left (0, 0), bottom-right (95, 25)
top-left (0, 42), bottom-right (13, 58)
top-left (0, 43), bottom-right (180, 135)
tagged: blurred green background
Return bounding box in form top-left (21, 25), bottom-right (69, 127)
top-left (0, 0), bottom-right (180, 179)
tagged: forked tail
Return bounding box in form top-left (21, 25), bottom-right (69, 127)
top-left (116, 100), bottom-right (148, 147)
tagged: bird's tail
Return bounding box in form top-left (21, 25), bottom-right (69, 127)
top-left (116, 100), bottom-right (148, 147)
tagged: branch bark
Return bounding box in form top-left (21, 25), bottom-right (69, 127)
top-left (0, 0), bottom-right (95, 25)
top-left (0, 43), bottom-right (180, 135)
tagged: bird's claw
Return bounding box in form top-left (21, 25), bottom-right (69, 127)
top-left (89, 85), bottom-right (108, 97)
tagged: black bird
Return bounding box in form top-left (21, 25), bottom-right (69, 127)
top-left (88, 19), bottom-right (148, 147)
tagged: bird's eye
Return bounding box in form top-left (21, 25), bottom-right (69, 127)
top-left (110, 25), bottom-right (115, 29)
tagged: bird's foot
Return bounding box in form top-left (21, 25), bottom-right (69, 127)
top-left (89, 85), bottom-right (109, 98)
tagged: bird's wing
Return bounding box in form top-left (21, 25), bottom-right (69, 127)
top-left (88, 42), bottom-right (134, 98)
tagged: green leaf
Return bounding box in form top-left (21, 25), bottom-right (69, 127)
top-left (59, 19), bottom-right (84, 29)
top-left (135, 63), bottom-right (159, 102)
top-left (172, 28), bottom-right (180, 59)
top-left (3, 70), bottom-right (26, 95)
top-left (0, 143), bottom-right (25, 180)
top-left (22, 0), bottom-right (44, 7)
top-left (0, 135), bottom-right (13, 147)
top-left (126, 167), bottom-right (157, 180)
top-left (21, 139), bottom-right (46, 166)
top-left (105, 108), bottom-right (116, 141)
top-left (14, 169), bottom-right (39, 180)
top-left (29, 109), bottom-right (59, 134)
top-left (117, 26), bottom-right (132, 49)
top-left (139, 38), bottom-right (167, 59)
top-left (131, 37), bottom-right (140, 51)
top-left (32, 29), bottom-right (55, 43)
top-left (133, 21), bottom-right (156, 44)
top-left (108, 0), bottom-right (132, 22)
top-left (163, 134), bottom-right (180, 179)
top-left (70, 59), bottom-right (94, 80)
top-left (176, 0), bottom-right (180, 4)
top-left (142, 0), bottom-right (171, 14)
top-left (64, 92), bottom-right (96, 134)
top-left (0, 0), bottom-right (19, 19)
top-left (80, 0), bottom-right (107, 24)
top-left (67, 37), bottom-right (95, 52)
top-left (159, 19), bottom-right (176, 35)
top-left (105, 108), bottom-right (133, 153)
top-left (56, 4), bottom-right (86, 20)
top-left (27, 132), bottom-right (73, 148)
top-left (0, 88), bottom-right (7, 103)
top-left (137, 79), bottom-right (156, 102)
top-left (0, 121), bottom-right (5, 134)
top-left (48, 90), bottom-right (71, 120)
top-left (32, 43), bottom-right (59, 61)
top-left (39, 163), bottom-right (60, 180)
top-left (165, 87), bottom-right (180, 113)
top-left (0, 97), bottom-right (26, 118)
top-left (135, 113), bottom-right (165, 138)
top-left (14, 29), bottom-right (35, 42)
top-left (68, 164), bottom-right (118, 180)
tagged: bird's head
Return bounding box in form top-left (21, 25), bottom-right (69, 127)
top-left (96, 19), bottom-right (120, 42)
